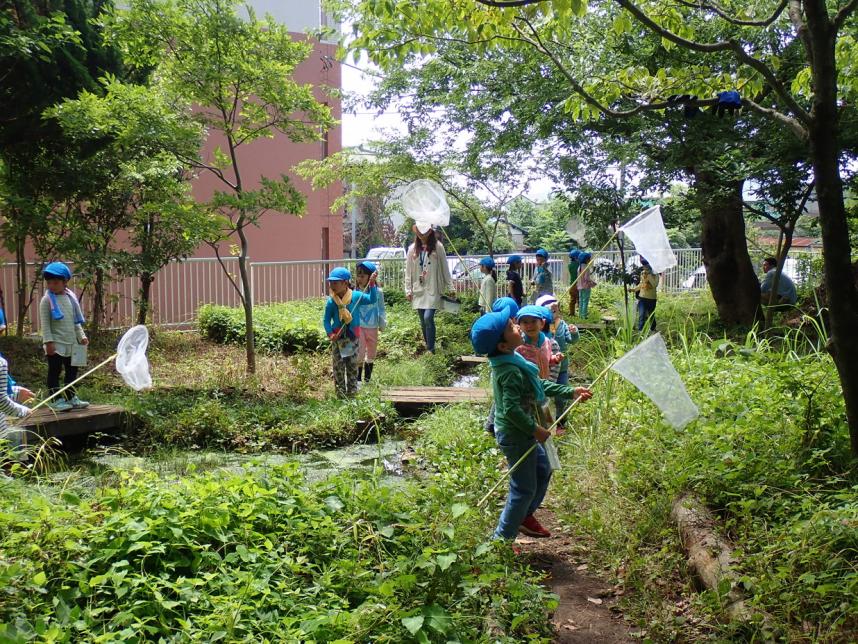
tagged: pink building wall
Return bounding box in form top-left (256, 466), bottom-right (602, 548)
top-left (194, 37), bottom-right (343, 262)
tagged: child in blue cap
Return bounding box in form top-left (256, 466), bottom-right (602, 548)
top-left (354, 261), bottom-right (386, 384)
top-left (324, 266), bottom-right (378, 397)
top-left (39, 262), bottom-right (89, 411)
top-left (504, 255), bottom-right (524, 307)
top-left (536, 294), bottom-right (580, 433)
top-left (470, 309), bottom-right (591, 540)
top-left (515, 305), bottom-right (562, 382)
top-left (531, 249), bottom-right (553, 301)
top-left (567, 249), bottom-right (581, 316)
top-left (576, 252), bottom-right (597, 319)
top-left (478, 257), bottom-right (497, 313)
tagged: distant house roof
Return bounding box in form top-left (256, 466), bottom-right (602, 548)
top-left (757, 236), bottom-right (822, 249)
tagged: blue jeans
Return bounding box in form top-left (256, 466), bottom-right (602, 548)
top-left (493, 431), bottom-right (552, 540)
top-left (636, 297), bottom-right (657, 331)
top-left (417, 308), bottom-right (436, 352)
top-left (578, 288), bottom-right (591, 318)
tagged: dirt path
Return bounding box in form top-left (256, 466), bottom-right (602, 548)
top-left (516, 510), bottom-right (634, 643)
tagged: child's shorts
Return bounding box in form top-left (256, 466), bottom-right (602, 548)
top-left (357, 327), bottom-right (379, 363)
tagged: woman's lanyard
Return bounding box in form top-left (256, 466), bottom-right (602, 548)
top-left (418, 250), bottom-right (430, 284)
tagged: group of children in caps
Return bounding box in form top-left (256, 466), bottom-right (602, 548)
top-left (322, 248), bottom-right (598, 541)
top-left (1, 262), bottom-right (90, 463)
top-left (323, 261), bottom-right (386, 398)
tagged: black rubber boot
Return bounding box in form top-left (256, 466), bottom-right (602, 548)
top-left (357, 366), bottom-right (363, 382)
top-left (364, 362), bottom-right (374, 382)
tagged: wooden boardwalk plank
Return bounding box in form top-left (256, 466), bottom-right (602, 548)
top-left (382, 386), bottom-right (489, 408)
top-left (458, 355), bottom-right (488, 364)
top-left (17, 404), bottom-right (128, 439)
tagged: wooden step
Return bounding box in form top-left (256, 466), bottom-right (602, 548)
top-left (16, 404), bottom-right (128, 439)
top-left (382, 386), bottom-right (489, 411)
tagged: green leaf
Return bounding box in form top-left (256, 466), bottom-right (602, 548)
top-left (436, 553), bottom-right (457, 571)
top-left (32, 571), bottom-right (47, 586)
top-left (451, 503), bottom-right (468, 518)
top-left (401, 615), bottom-right (424, 635)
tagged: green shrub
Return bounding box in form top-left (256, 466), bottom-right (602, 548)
top-left (553, 329), bottom-right (857, 639)
top-left (198, 302), bottom-right (327, 354)
top-left (0, 439), bottom-right (555, 642)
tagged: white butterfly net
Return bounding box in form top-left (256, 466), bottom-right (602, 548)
top-left (619, 205), bottom-right (677, 274)
top-left (610, 333), bottom-right (698, 429)
top-left (401, 179), bottom-right (450, 233)
top-left (115, 325), bottom-right (152, 391)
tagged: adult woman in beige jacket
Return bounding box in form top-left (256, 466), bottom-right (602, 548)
top-left (405, 226), bottom-right (452, 353)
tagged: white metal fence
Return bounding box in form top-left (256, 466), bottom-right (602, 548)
top-left (0, 248), bottom-right (823, 332)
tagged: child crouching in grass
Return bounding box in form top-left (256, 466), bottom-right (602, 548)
top-left (323, 266), bottom-right (377, 398)
top-left (470, 308), bottom-right (591, 541)
top-left (354, 260), bottom-right (386, 384)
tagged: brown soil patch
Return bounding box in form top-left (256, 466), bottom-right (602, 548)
top-left (516, 510), bottom-right (634, 643)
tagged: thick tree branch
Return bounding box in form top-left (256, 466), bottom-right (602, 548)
top-left (833, 0), bottom-right (858, 31)
top-left (673, 0), bottom-right (789, 27)
top-left (743, 97), bottom-right (809, 140)
top-left (516, 17), bottom-right (716, 118)
top-left (475, 0), bottom-right (542, 6)
top-left (613, 0), bottom-right (812, 124)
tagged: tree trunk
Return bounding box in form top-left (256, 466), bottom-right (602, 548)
top-left (137, 273), bottom-right (154, 326)
top-left (91, 267), bottom-right (104, 337)
top-left (803, 3), bottom-right (858, 456)
top-left (14, 239), bottom-right (28, 336)
top-left (237, 221), bottom-right (256, 374)
top-left (695, 173), bottom-right (761, 325)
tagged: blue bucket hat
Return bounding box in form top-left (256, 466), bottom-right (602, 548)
top-left (43, 261), bottom-right (72, 281)
top-left (327, 267), bottom-right (352, 282)
top-left (579, 252), bottom-right (592, 263)
top-left (492, 296), bottom-right (520, 319)
top-left (568, 249), bottom-right (580, 259)
top-left (516, 305), bottom-right (550, 322)
top-left (535, 248), bottom-right (549, 260)
top-left (470, 308), bottom-right (512, 355)
top-left (479, 257), bottom-right (495, 269)
top-left (356, 260), bottom-right (377, 273)
top-left (507, 254), bottom-right (523, 265)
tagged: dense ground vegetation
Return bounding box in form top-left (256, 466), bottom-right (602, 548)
top-left (2, 287), bottom-right (856, 641)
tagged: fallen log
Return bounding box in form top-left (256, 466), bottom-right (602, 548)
top-left (671, 493), bottom-right (755, 623)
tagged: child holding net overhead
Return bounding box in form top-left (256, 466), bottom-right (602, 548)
top-left (470, 307), bottom-right (591, 540)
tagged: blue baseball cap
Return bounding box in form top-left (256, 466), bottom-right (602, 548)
top-left (507, 254), bottom-right (523, 265)
top-left (492, 296), bottom-right (520, 319)
top-left (43, 261), bottom-right (72, 281)
top-left (327, 267), bottom-right (351, 282)
top-left (568, 249), bottom-right (580, 259)
top-left (535, 248), bottom-right (549, 259)
top-left (357, 260), bottom-right (377, 273)
top-left (479, 257), bottom-right (495, 269)
top-left (470, 308), bottom-right (512, 355)
top-left (516, 305), bottom-right (550, 322)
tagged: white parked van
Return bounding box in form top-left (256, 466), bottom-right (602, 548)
top-left (366, 247), bottom-right (406, 260)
